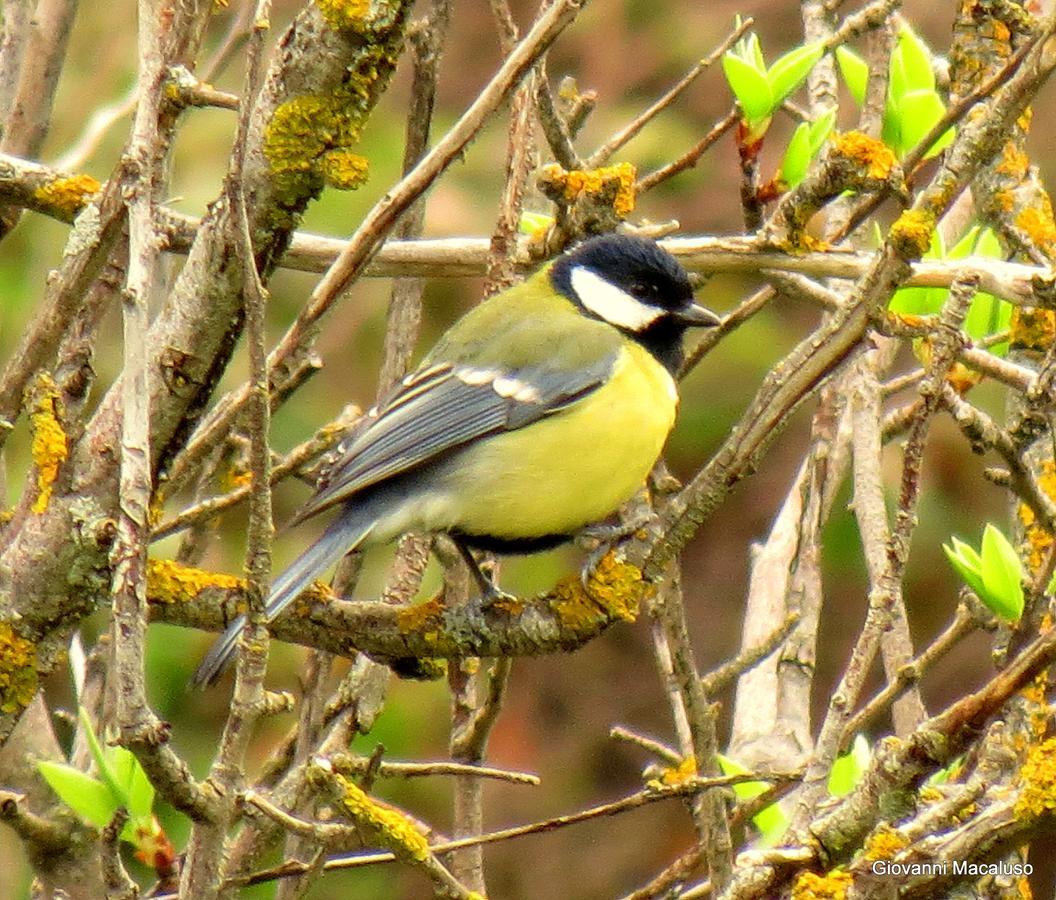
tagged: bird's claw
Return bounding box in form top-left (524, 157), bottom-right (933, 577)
top-left (577, 514), bottom-right (653, 589)
top-left (480, 582), bottom-right (518, 608)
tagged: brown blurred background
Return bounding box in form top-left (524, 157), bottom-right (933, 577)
top-left (1, 0), bottom-right (1053, 896)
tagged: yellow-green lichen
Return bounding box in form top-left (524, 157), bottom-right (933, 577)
top-left (331, 772), bottom-right (430, 861)
top-left (1016, 738), bottom-right (1056, 818)
top-left (29, 375), bottom-right (68, 514)
top-left (889, 209), bottom-right (935, 260)
top-left (146, 558), bottom-right (244, 604)
top-left (396, 596), bottom-right (443, 648)
top-left (0, 623), bottom-right (37, 715)
top-left (833, 131), bottom-right (897, 181)
top-left (550, 553), bottom-right (649, 633)
top-left (291, 581), bottom-right (337, 617)
top-left (317, 0), bottom-right (370, 31)
top-left (319, 149), bottom-right (370, 190)
top-left (33, 174), bottom-right (100, 219)
top-left (785, 232), bottom-right (829, 254)
top-left (264, 93), bottom-right (368, 204)
top-left (540, 162), bottom-right (638, 218)
top-left (222, 465), bottom-right (253, 492)
top-left (791, 869), bottom-right (852, 900)
top-left (261, 4), bottom-right (404, 216)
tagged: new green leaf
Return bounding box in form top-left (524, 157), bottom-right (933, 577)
top-left (108, 745), bottom-right (154, 819)
top-left (897, 89), bottom-right (953, 158)
top-left (942, 536), bottom-right (987, 600)
top-left (767, 42), bottom-right (824, 107)
top-left (836, 46), bottom-right (868, 105)
top-left (38, 762), bottom-right (117, 829)
top-left (717, 753), bottom-right (789, 843)
top-left (979, 523), bottom-right (1024, 622)
top-left (828, 735), bottom-right (871, 797)
top-left (896, 27), bottom-right (936, 94)
top-left (780, 123), bottom-right (811, 188)
top-left (808, 108), bottom-right (836, 155)
top-left (723, 52), bottom-right (773, 124)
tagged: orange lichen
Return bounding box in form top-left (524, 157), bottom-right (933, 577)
top-left (1016, 738), bottom-right (1056, 817)
top-left (146, 558), bottom-right (244, 604)
top-left (0, 623), bottom-right (37, 715)
top-left (791, 869), bottom-right (852, 900)
top-left (1018, 459), bottom-right (1056, 575)
top-left (224, 469), bottom-right (252, 491)
top-left (863, 824), bottom-right (909, 860)
top-left (540, 162), bottom-right (638, 217)
top-left (889, 209), bottom-right (935, 260)
top-left (833, 131), bottom-right (897, 180)
top-left (29, 375), bottom-right (68, 514)
top-left (33, 174), bottom-right (100, 219)
top-left (654, 755), bottom-right (697, 788)
top-left (1019, 671), bottom-right (1050, 741)
top-left (1015, 201), bottom-right (1056, 255)
top-left (996, 143), bottom-right (1030, 179)
top-left (993, 188), bottom-right (1017, 213)
top-left (1010, 307), bottom-right (1056, 354)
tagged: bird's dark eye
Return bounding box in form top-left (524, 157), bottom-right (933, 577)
top-left (628, 281), bottom-right (654, 299)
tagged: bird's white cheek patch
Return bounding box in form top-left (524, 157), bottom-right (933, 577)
top-left (571, 266), bottom-right (664, 332)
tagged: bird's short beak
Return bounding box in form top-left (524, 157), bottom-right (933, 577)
top-left (674, 303), bottom-right (722, 328)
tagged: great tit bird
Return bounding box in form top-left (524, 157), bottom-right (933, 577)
top-left (193, 233), bottom-right (719, 686)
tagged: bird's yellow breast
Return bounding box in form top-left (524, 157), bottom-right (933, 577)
top-left (433, 342), bottom-right (678, 540)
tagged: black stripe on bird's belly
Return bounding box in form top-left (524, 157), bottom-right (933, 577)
top-left (449, 530), bottom-right (572, 554)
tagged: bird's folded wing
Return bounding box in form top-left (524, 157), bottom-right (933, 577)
top-left (292, 351), bottom-right (619, 523)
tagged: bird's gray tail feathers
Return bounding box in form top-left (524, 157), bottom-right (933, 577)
top-left (191, 508), bottom-right (374, 688)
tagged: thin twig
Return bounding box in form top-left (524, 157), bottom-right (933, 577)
top-left (700, 611), bottom-right (801, 697)
top-left (331, 753), bottom-right (539, 785)
top-left (609, 726), bottom-right (682, 766)
top-left (233, 772), bottom-right (775, 891)
top-left (584, 18), bottom-right (753, 168)
top-left (637, 110), bottom-right (738, 194)
top-left (841, 605), bottom-right (976, 745)
top-left (150, 404), bottom-right (359, 540)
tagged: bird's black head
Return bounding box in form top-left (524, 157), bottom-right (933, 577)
top-left (550, 234), bottom-right (720, 372)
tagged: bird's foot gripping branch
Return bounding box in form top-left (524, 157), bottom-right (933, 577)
top-left (149, 551), bottom-right (652, 668)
